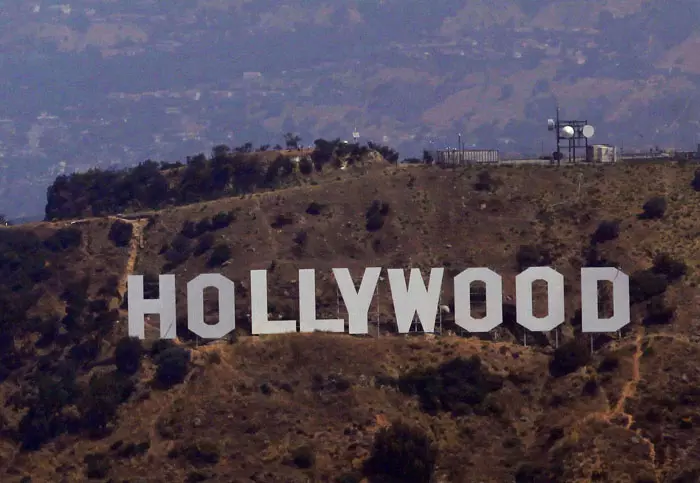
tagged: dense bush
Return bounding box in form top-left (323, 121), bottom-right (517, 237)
top-left (291, 445), bottom-right (315, 469)
top-left (643, 295), bottom-right (674, 326)
top-left (80, 371), bottom-right (135, 435)
top-left (18, 366), bottom-right (79, 450)
top-left (173, 440), bottom-right (221, 467)
top-left (211, 211), bottom-right (235, 229)
top-left (155, 347), bottom-right (191, 387)
top-left (265, 155), bottom-right (294, 186)
top-left (46, 160), bottom-right (170, 220)
top-left (514, 463), bottom-right (561, 483)
top-left (44, 227), bottom-right (82, 252)
top-left (115, 337), bottom-right (143, 375)
top-left (364, 421), bottom-right (436, 483)
top-left (366, 200), bottom-right (390, 232)
top-left (640, 196), bottom-right (667, 219)
top-left (164, 234), bottom-right (192, 269)
top-left (652, 253), bottom-right (687, 282)
top-left (108, 220), bottom-right (133, 247)
top-left (591, 220), bottom-right (620, 244)
top-left (629, 270), bottom-right (669, 303)
top-left (45, 141), bottom-right (393, 219)
top-left (293, 230), bottom-right (308, 247)
top-left (474, 171), bottom-right (499, 191)
top-left (84, 452), bottom-right (111, 479)
top-left (598, 354), bottom-right (619, 373)
top-left (692, 169), bottom-right (700, 191)
top-left (396, 356), bottom-right (503, 416)
top-left (207, 243), bottom-right (231, 267)
top-left (194, 232), bottom-right (216, 256)
top-left (312, 138), bottom-right (340, 170)
top-left (299, 157), bottom-right (314, 174)
top-left (367, 141), bottom-right (399, 163)
top-left (271, 213), bottom-right (294, 228)
top-left (549, 340), bottom-right (590, 377)
top-left (306, 201), bottom-right (325, 215)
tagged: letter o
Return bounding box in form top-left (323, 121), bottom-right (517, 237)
top-left (515, 267), bottom-right (565, 332)
top-left (187, 274), bottom-right (236, 339)
top-left (454, 268), bottom-right (503, 332)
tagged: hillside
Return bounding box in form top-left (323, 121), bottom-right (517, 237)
top-left (1, 162), bottom-right (700, 481)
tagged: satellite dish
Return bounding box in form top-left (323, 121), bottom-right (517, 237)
top-left (582, 125), bottom-right (595, 138)
top-left (560, 125), bottom-right (574, 138)
top-left (547, 119), bottom-right (555, 131)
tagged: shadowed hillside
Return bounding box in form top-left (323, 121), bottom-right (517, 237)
top-left (2, 162), bottom-right (700, 481)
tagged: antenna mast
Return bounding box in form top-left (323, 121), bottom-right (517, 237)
top-left (556, 103), bottom-right (560, 166)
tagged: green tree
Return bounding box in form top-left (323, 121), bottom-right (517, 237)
top-left (284, 132), bottom-right (302, 149)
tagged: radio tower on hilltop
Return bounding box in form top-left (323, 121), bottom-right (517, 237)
top-left (352, 127), bottom-right (360, 143)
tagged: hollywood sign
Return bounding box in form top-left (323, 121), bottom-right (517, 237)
top-left (127, 267), bottom-right (630, 340)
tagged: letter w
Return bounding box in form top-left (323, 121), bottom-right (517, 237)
top-left (387, 268), bottom-right (444, 333)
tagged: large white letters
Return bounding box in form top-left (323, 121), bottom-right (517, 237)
top-left (187, 274), bottom-right (235, 339)
top-left (388, 268), bottom-right (443, 333)
top-left (581, 267), bottom-right (630, 332)
top-left (299, 269), bottom-right (344, 333)
top-left (454, 268), bottom-right (503, 332)
top-left (126, 266), bottom-right (633, 339)
top-left (128, 274), bottom-right (177, 340)
top-left (251, 270), bottom-right (297, 334)
top-left (333, 267), bottom-right (381, 334)
top-left (515, 267), bottom-right (565, 332)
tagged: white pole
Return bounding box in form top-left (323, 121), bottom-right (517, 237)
top-left (376, 284), bottom-right (380, 338)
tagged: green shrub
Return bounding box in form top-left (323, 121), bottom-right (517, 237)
top-left (291, 445), bottom-right (315, 469)
top-left (549, 340), bottom-right (590, 377)
top-left (640, 196), bottom-right (667, 219)
top-left (194, 232), bottom-right (215, 256)
top-left (115, 336), bottom-right (143, 375)
top-left (629, 270), bottom-right (668, 303)
top-left (155, 347), bottom-right (191, 388)
top-left (108, 221), bottom-right (133, 247)
top-left (591, 220), bottom-right (620, 244)
top-left (396, 356), bottom-right (503, 415)
top-left (207, 243), bottom-right (231, 267)
top-left (364, 421), bottom-right (436, 483)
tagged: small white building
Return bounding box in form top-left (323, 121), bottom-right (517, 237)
top-left (586, 144), bottom-right (617, 163)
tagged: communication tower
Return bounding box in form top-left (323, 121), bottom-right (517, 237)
top-left (352, 128), bottom-right (360, 143)
top-left (547, 105), bottom-right (595, 165)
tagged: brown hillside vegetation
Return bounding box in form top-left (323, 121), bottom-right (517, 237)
top-left (3, 162), bottom-right (700, 482)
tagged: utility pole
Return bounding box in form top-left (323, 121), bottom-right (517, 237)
top-left (458, 133), bottom-right (462, 165)
top-left (556, 103), bottom-right (561, 167)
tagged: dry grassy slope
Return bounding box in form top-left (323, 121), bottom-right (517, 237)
top-left (6, 162), bottom-right (700, 482)
top-left (137, 162), bottom-right (700, 339)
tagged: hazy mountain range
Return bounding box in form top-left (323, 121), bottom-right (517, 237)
top-left (1, 0), bottom-right (700, 219)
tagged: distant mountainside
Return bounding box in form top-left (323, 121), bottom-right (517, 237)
top-left (1, 0), bottom-right (700, 218)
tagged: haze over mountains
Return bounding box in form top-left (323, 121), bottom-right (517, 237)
top-left (2, 0), bottom-right (700, 218)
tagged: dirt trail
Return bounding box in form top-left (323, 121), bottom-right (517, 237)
top-left (575, 327), bottom-right (658, 478)
top-left (617, 330), bottom-right (657, 475)
top-left (116, 217), bottom-right (147, 302)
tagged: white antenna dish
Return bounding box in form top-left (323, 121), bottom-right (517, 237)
top-left (582, 125), bottom-right (595, 139)
top-left (560, 125), bottom-right (575, 138)
top-left (547, 119), bottom-right (555, 131)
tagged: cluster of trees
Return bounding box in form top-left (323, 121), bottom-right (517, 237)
top-left (0, 224), bottom-right (196, 452)
top-left (44, 138), bottom-right (399, 221)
